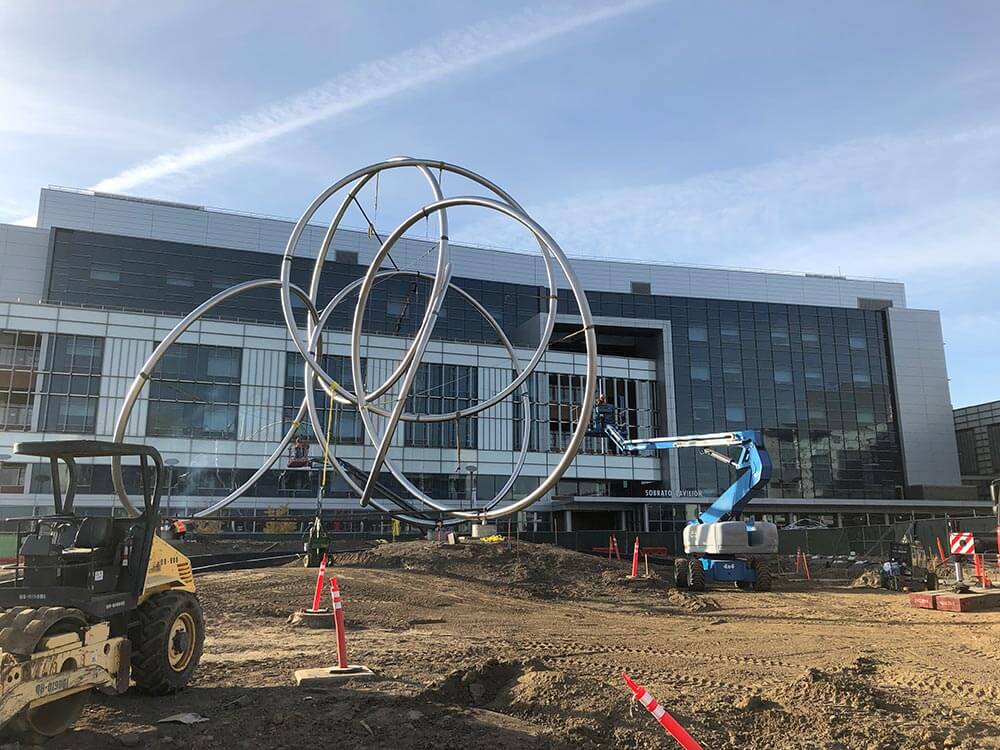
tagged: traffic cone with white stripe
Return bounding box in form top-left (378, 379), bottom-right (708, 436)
top-left (288, 553), bottom-right (332, 628)
top-left (622, 671), bottom-right (703, 750)
top-left (630, 537), bottom-right (640, 578)
top-left (308, 553), bottom-right (328, 612)
top-left (293, 574), bottom-right (375, 686)
top-left (330, 576), bottom-right (349, 669)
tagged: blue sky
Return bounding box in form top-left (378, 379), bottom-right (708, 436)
top-left (1, 1), bottom-right (998, 406)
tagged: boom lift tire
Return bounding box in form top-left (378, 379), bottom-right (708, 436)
top-left (687, 559), bottom-right (706, 592)
top-left (131, 591), bottom-right (205, 696)
top-left (0, 607), bottom-right (91, 745)
top-left (673, 558), bottom-right (689, 589)
top-left (751, 560), bottom-right (772, 592)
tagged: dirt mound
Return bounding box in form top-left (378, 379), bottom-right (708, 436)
top-left (666, 588), bottom-right (720, 611)
top-left (332, 540), bottom-right (668, 601)
top-left (424, 658), bottom-right (618, 747)
top-left (784, 656), bottom-right (883, 710)
top-left (697, 656), bottom-right (976, 750)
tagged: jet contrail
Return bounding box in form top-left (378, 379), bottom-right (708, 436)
top-left (87, 0), bottom-right (659, 195)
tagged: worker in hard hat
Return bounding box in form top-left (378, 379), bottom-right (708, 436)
top-left (172, 517), bottom-right (188, 541)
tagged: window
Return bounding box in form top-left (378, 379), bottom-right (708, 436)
top-left (30, 463), bottom-right (94, 495)
top-left (405, 363), bottom-right (478, 449)
top-left (852, 371), bottom-right (871, 384)
top-left (89, 264), bottom-right (120, 282)
top-left (335, 250), bottom-right (359, 265)
top-left (166, 271), bottom-right (195, 287)
top-left (726, 405), bottom-right (745, 423)
top-left (0, 331), bottom-right (41, 431)
top-left (989, 424), bottom-right (1000, 474)
top-left (283, 353), bottom-right (365, 444)
top-left (801, 331), bottom-right (819, 345)
top-left (688, 325), bottom-right (708, 342)
top-left (690, 365), bottom-right (710, 381)
top-left (631, 281), bottom-right (651, 296)
top-left (147, 344), bottom-right (241, 439)
top-left (0, 463), bottom-right (25, 493)
top-left (38, 335), bottom-right (105, 433)
top-left (543, 373), bottom-right (657, 454)
top-left (957, 428), bottom-right (979, 475)
top-left (849, 336), bottom-right (867, 350)
top-left (858, 298), bottom-right (893, 310)
top-left (774, 369), bottom-right (792, 384)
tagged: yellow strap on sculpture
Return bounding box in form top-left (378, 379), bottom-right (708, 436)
top-left (320, 398), bottom-right (335, 491)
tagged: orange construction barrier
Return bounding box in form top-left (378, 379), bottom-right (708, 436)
top-left (936, 537), bottom-right (947, 563)
top-left (621, 671), bottom-right (703, 749)
top-left (309, 553), bottom-right (328, 612)
top-left (329, 576), bottom-right (349, 669)
top-left (630, 538), bottom-right (640, 578)
top-left (974, 554), bottom-right (993, 588)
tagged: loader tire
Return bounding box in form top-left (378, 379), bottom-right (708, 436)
top-left (131, 590), bottom-right (205, 696)
top-left (0, 607), bottom-right (90, 744)
top-left (673, 558), bottom-right (689, 589)
top-left (687, 559), bottom-right (706, 592)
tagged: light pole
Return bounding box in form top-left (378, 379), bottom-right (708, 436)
top-left (465, 464), bottom-right (478, 511)
top-left (164, 458), bottom-right (179, 517)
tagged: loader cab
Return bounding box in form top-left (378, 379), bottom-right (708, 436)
top-left (0, 440), bottom-right (163, 619)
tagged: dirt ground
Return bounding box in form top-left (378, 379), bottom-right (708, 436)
top-left (48, 540), bottom-right (1000, 749)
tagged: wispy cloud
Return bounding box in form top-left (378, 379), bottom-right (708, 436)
top-left (459, 123), bottom-right (1000, 278)
top-left (87, 0), bottom-right (659, 195)
top-left (0, 78), bottom-right (185, 146)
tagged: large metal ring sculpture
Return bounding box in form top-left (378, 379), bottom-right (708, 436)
top-left (110, 158), bottom-right (597, 527)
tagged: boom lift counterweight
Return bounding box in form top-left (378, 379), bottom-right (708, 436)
top-left (589, 401), bottom-right (778, 591)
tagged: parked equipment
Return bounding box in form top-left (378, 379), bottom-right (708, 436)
top-left (0, 440), bottom-right (204, 743)
top-left (590, 401), bottom-right (776, 591)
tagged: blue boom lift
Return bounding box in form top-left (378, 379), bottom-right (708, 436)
top-left (589, 401), bottom-right (777, 591)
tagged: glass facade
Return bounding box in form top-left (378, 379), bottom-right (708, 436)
top-left (41, 227), bottom-right (906, 501)
top-left (283, 353), bottom-right (365, 445)
top-left (953, 400), bottom-right (1000, 500)
top-left (0, 463), bottom-right (25, 493)
top-left (38, 334), bottom-right (104, 433)
top-left (405, 363), bottom-right (477, 449)
top-left (147, 344), bottom-right (242, 440)
top-left (0, 331), bottom-right (41, 431)
top-left (544, 374), bottom-right (658, 454)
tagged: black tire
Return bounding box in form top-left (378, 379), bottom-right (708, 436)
top-left (752, 560), bottom-right (773, 592)
top-left (131, 590), bottom-right (205, 696)
top-left (673, 558), bottom-right (689, 588)
top-left (735, 580), bottom-right (753, 590)
top-left (687, 559), bottom-right (706, 592)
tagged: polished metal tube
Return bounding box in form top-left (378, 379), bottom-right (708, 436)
top-left (108, 158), bottom-right (597, 528)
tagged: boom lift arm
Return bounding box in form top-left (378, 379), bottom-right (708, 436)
top-left (590, 403), bottom-right (772, 525)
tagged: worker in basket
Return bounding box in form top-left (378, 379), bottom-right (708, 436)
top-left (285, 436), bottom-right (312, 491)
top-left (172, 517), bottom-right (188, 541)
